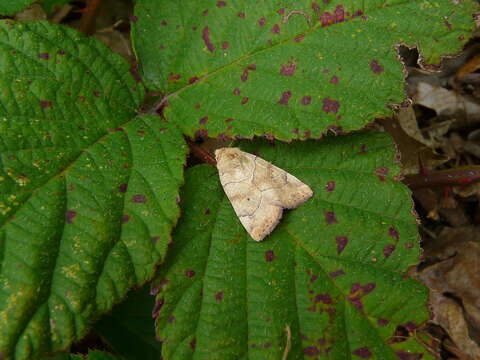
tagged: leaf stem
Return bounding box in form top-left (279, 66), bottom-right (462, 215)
top-left (403, 166), bottom-right (480, 189)
top-left (187, 140), bottom-right (217, 167)
top-left (78, 0), bottom-right (104, 35)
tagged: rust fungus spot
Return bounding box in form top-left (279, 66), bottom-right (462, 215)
top-left (325, 211), bottom-right (337, 224)
top-left (189, 76), bottom-right (199, 84)
top-left (370, 59), bottom-right (384, 74)
top-left (278, 90), bottom-right (292, 105)
top-left (294, 34), bottom-right (305, 42)
top-left (65, 210), bottom-right (76, 224)
top-left (301, 95), bottom-right (311, 105)
top-left (378, 318), bottom-right (389, 326)
top-left (383, 244), bottom-right (396, 258)
top-left (336, 236), bottom-right (348, 254)
top-left (202, 26), bottom-right (215, 52)
top-left (168, 73), bottom-right (181, 81)
top-left (374, 167), bottom-right (389, 181)
top-left (329, 269), bottom-right (345, 278)
top-left (241, 96), bottom-right (249, 105)
top-left (280, 61), bottom-right (296, 76)
top-left (132, 194), bottom-right (147, 203)
top-left (265, 250), bottom-right (276, 262)
top-left (40, 100), bottom-right (52, 108)
top-left (304, 346), bottom-right (321, 356)
top-left (325, 181), bottom-right (335, 192)
top-left (389, 226), bottom-right (399, 240)
top-left (185, 269), bottom-right (196, 277)
top-left (314, 293), bottom-right (333, 304)
top-left (352, 347), bottom-right (372, 358)
top-left (323, 98), bottom-right (340, 113)
top-left (195, 129), bottom-right (208, 138)
top-left (320, 12), bottom-right (335, 27)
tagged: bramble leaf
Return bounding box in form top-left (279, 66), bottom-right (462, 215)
top-left (132, 0), bottom-right (476, 140)
top-left (0, 21), bottom-right (187, 360)
top-left (153, 132), bottom-right (433, 360)
top-left (0, 0), bottom-right (36, 15)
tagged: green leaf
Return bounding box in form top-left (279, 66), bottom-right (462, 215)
top-left (132, 0), bottom-right (476, 140)
top-left (47, 350), bottom-right (124, 360)
top-left (154, 132), bottom-right (432, 360)
top-left (41, 0), bottom-right (73, 15)
top-left (0, 21), bottom-right (187, 360)
top-left (95, 286), bottom-right (162, 360)
top-left (0, 0), bottom-right (37, 15)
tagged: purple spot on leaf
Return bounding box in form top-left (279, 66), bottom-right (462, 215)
top-left (280, 61), bottom-right (296, 76)
top-left (389, 226), bottom-right (399, 241)
top-left (121, 215), bottom-right (130, 223)
top-left (383, 244), bottom-right (396, 258)
top-left (238, 12), bottom-right (245, 18)
top-left (216, 1), bottom-right (226, 7)
top-left (378, 318), bottom-right (389, 326)
top-left (312, 2), bottom-right (320, 12)
top-left (315, 293), bottom-right (333, 304)
top-left (233, 88), bottom-right (241, 96)
top-left (325, 181), bottom-right (335, 192)
top-left (294, 34), bottom-right (305, 42)
top-left (195, 129), bottom-right (208, 138)
top-left (222, 41), bottom-right (229, 50)
top-left (370, 59), bottom-right (384, 74)
top-left (65, 210), bottom-right (76, 224)
top-left (304, 346), bottom-right (320, 356)
top-left (278, 90), bottom-right (292, 106)
top-left (301, 96), bottom-right (311, 105)
top-left (189, 76), bottom-right (199, 84)
top-left (38, 53), bottom-right (49, 60)
top-left (199, 116), bottom-right (208, 125)
top-left (329, 269), bottom-right (345, 278)
top-left (265, 250), bottom-right (276, 262)
top-left (215, 291), bottom-right (224, 301)
top-left (185, 269), bottom-right (196, 278)
top-left (325, 211), bottom-right (337, 224)
top-left (39, 99), bottom-right (53, 109)
top-left (132, 194), bottom-right (147, 203)
top-left (241, 97), bottom-right (249, 105)
top-left (271, 24), bottom-right (280, 34)
top-left (330, 75), bottom-right (339, 84)
top-left (258, 17), bottom-right (266, 26)
top-left (336, 236), bottom-right (347, 253)
top-left (352, 347), bottom-right (372, 358)
top-left (323, 98), bottom-right (340, 113)
top-left (151, 298), bottom-right (164, 318)
top-left (204, 208), bottom-right (211, 215)
top-left (202, 26), bottom-right (215, 52)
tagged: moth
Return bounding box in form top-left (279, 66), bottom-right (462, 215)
top-left (215, 147), bottom-right (313, 241)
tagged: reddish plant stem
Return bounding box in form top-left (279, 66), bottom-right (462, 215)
top-left (78, 0), bottom-right (104, 35)
top-left (187, 140), bottom-right (216, 167)
top-left (404, 166), bottom-right (480, 189)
